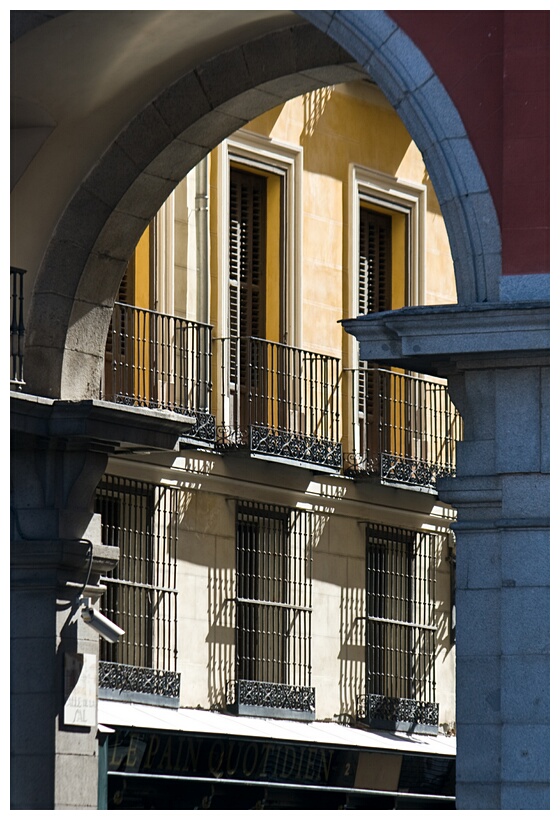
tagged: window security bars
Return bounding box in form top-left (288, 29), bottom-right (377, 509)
top-left (10, 267), bottom-right (25, 388)
top-left (344, 366), bottom-right (463, 490)
top-left (95, 475), bottom-right (181, 704)
top-left (360, 524), bottom-right (439, 733)
top-left (216, 336), bottom-right (342, 470)
top-left (229, 501), bottom-right (315, 718)
top-left (102, 302), bottom-right (215, 444)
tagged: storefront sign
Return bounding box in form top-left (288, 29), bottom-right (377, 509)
top-left (108, 729), bottom-right (358, 788)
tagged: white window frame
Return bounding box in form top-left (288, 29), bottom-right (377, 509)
top-left (348, 165), bottom-right (427, 359)
top-left (216, 130), bottom-right (303, 347)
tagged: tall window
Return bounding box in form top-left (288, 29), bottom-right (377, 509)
top-left (233, 501), bottom-right (314, 717)
top-left (95, 476), bottom-right (180, 675)
top-left (219, 131), bottom-right (302, 346)
top-left (365, 524), bottom-right (438, 730)
top-left (228, 168), bottom-right (268, 427)
top-left (355, 207), bottom-right (393, 467)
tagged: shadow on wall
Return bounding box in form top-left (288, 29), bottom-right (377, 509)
top-left (300, 85), bottom-right (415, 180)
top-left (338, 585), bottom-right (366, 716)
top-left (208, 564), bottom-right (235, 710)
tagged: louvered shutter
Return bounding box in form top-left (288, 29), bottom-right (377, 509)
top-left (358, 208), bottom-right (393, 461)
top-left (358, 208), bottom-right (392, 315)
top-left (229, 169), bottom-right (266, 342)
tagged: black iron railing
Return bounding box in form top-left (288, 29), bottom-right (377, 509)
top-left (99, 661), bottom-right (180, 706)
top-left (227, 679), bottom-right (316, 718)
top-left (216, 336), bottom-right (342, 470)
top-left (357, 693), bottom-right (439, 735)
top-left (10, 266), bottom-right (26, 388)
top-left (344, 366), bottom-right (462, 489)
top-left (102, 302), bottom-right (215, 443)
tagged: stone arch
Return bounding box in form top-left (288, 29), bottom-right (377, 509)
top-left (24, 11), bottom-right (501, 402)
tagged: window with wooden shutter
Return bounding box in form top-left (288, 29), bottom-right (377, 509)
top-left (358, 207), bottom-right (392, 315)
top-left (357, 207), bottom-right (393, 463)
top-left (229, 169), bottom-right (267, 345)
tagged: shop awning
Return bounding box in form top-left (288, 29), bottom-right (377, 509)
top-left (98, 699), bottom-right (455, 757)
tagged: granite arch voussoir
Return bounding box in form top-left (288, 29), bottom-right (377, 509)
top-left (25, 13), bottom-right (501, 402)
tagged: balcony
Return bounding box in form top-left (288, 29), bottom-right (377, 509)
top-left (344, 366), bottom-right (462, 490)
top-left (10, 266), bottom-right (25, 389)
top-left (101, 302), bottom-right (216, 444)
top-left (216, 336), bottom-right (342, 471)
top-left (99, 306), bottom-right (461, 485)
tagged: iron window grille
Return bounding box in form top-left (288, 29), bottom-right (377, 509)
top-left (95, 475), bottom-right (181, 704)
top-left (361, 524), bottom-right (439, 734)
top-left (229, 501), bottom-right (315, 718)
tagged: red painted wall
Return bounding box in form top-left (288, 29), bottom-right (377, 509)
top-left (389, 11), bottom-right (549, 277)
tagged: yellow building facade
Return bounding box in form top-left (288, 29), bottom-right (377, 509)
top-left (96, 80), bottom-right (459, 809)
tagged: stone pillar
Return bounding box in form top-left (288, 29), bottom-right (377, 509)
top-left (10, 394), bottom-right (192, 809)
top-left (342, 301), bottom-right (550, 810)
top-left (10, 430), bottom-right (118, 809)
top-left (438, 360), bottom-right (549, 810)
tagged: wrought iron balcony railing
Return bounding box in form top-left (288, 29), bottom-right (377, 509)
top-left (227, 679), bottom-right (316, 720)
top-left (99, 660), bottom-right (180, 706)
top-left (102, 301), bottom-right (216, 443)
top-left (216, 336), bottom-right (342, 471)
top-left (10, 266), bottom-right (26, 388)
top-left (99, 306), bottom-right (460, 485)
top-left (357, 693), bottom-right (440, 736)
top-left (344, 366), bottom-right (462, 490)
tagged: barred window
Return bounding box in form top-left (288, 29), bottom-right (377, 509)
top-left (234, 501), bottom-right (314, 715)
top-left (95, 476), bottom-right (180, 673)
top-left (366, 524), bottom-right (437, 705)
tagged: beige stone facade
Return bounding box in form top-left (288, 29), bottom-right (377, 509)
top-left (99, 80), bottom-right (458, 731)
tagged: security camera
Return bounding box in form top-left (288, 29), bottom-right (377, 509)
top-left (80, 598), bottom-right (125, 643)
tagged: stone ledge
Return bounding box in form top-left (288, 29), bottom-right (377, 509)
top-left (11, 393), bottom-right (195, 453)
top-left (342, 301), bottom-right (549, 377)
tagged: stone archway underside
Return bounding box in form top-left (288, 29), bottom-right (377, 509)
top-left (24, 12), bottom-right (500, 403)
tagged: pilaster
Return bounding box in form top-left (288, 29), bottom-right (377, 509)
top-left (343, 300), bottom-right (550, 809)
top-left (10, 394), bottom-right (191, 809)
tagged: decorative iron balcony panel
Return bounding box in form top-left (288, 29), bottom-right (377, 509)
top-left (181, 409), bottom-right (217, 446)
top-left (217, 336), bottom-right (341, 470)
top-left (358, 693), bottom-right (439, 736)
top-left (228, 679), bottom-right (316, 720)
top-left (102, 302), bottom-right (215, 444)
top-left (250, 424), bottom-right (342, 470)
top-left (10, 267), bottom-right (26, 388)
top-left (344, 366), bottom-right (463, 489)
top-left (99, 661), bottom-right (180, 706)
top-left (381, 453), bottom-right (451, 488)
